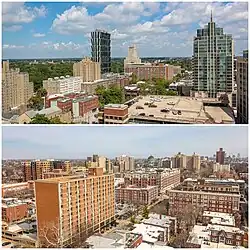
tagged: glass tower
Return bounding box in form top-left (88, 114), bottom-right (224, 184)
top-left (193, 13), bottom-right (234, 98)
top-left (91, 29), bottom-right (111, 74)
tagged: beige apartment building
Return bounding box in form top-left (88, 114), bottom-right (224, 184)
top-left (2, 61), bottom-right (34, 114)
top-left (171, 152), bottom-right (200, 172)
top-left (35, 167), bottom-right (115, 247)
top-left (73, 57), bottom-right (101, 82)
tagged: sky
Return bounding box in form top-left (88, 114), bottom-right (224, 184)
top-left (2, 126), bottom-right (248, 159)
top-left (2, 2), bottom-right (248, 59)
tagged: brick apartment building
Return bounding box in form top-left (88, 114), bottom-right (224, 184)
top-left (98, 104), bottom-right (129, 124)
top-left (35, 167), bottom-right (115, 247)
top-left (2, 182), bottom-right (33, 197)
top-left (124, 64), bottom-right (181, 81)
top-left (124, 169), bottom-right (180, 194)
top-left (168, 178), bottom-right (241, 215)
top-left (115, 185), bottom-right (158, 205)
top-left (22, 160), bottom-right (72, 181)
top-left (2, 198), bottom-right (28, 223)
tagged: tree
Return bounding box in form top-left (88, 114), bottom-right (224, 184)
top-left (50, 117), bottom-right (63, 124)
top-left (142, 205), bottom-right (149, 219)
top-left (130, 215), bottom-right (136, 224)
top-left (30, 114), bottom-right (51, 124)
top-left (28, 96), bottom-right (44, 110)
top-left (37, 88), bottom-right (48, 97)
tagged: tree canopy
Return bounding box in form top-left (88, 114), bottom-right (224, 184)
top-left (95, 86), bottom-right (124, 107)
top-left (10, 62), bottom-right (73, 91)
top-left (30, 114), bottom-right (63, 124)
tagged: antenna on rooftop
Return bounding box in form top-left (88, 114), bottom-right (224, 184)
top-left (210, 10), bottom-right (213, 22)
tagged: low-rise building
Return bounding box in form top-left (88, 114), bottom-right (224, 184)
top-left (115, 185), bottom-right (158, 205)
top-left (18, 107), bottom-right (72, 124)
top-left (2, 198), bottom-right (29, 223)
top-left (187, 224), bottom-right (247, 248)
top-left (132, 213), bottom-right (177, 245)
top-left (100, 104), bottom-right (129, 124)
top-left (213, 163), bottom-right (231, 173)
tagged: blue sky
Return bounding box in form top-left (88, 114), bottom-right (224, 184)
top-left (2, 126), bottom-right (248, 159)
top-left (2, 2), bottom-right (248, 59)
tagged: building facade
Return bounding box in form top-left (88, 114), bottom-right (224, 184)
top-left (192, 14), bottom-right (234, 97)
top-left (124, 169), bottom-right (180, 194)
top-left (43, 76), bottom-right (82, 95)
top-left (99, 104), bottom-right (129, 124)
top-left (116, 155), bottom-right (135, 172)
top-left (73, 58), bottom-right (101, 82)
top-left (236, 56), bottom-right (248, 124)
top-left (91, 30), bottom-right (111, 74)
top-left (2, 61), bottom-right (34, 114)
top-left (2, 199), bottom-right (28, 223)
top-left (216, 148), bottom-right (225, 164)
top-left (35, 167), bottom-right (115, 247)
top-left (23, 160), bottom-right (72, 181)
top-left (115, 185), bottom-right (158, 205)
top-left (124, 45), bottom-right (141, 69)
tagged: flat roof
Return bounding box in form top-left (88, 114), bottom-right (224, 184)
top-left (116, 185), bottom-right (157, 191)
top-left (128, 95), bottom-right (234, 124)
top-left (105, 104), bottom-right (128, 109)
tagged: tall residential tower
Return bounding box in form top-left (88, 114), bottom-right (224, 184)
top-left (192, 13), bottom-right (234, 98)
top-left (91, 30), bottom-right (111, 74)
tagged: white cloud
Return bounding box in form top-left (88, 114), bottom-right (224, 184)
top-left (2, 2), bottom-right (47, 24)
top-left (3, 44), bottom-right (25, 49)
top-left (3, 25), bottom-right (22, 32)
top-left (33, 33), bottom-right (46, 37)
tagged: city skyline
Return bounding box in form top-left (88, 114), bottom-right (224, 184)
top-left (2, 126), bottom-right (248, 159)
top-left (3, 2), bottom-right (248, 59)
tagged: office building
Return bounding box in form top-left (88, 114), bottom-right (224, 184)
top-left (73, 58), bottom-right (101, 82)
top-left (192, 13), bottom-right (234, 97)
top-left (116, 155), bottom-right (135, 172)
top-left (216, 148), bottom-right (225, 164)
top-left (115, 185), bottom-right (158, 205)
top-left (237, 55), bottom-right (248, 124)
top-left (2, 61), bottom-right (34, 114)
top-left (91, 29), bottom-right (111, 74)
top-left (124, 45), bottom-right (141, 69)
top-left (35, 167), bottom-right (115, 247)
top-left (43, 76), bottom-right (82, 95)
top-left (22, 160), bottom-right (72, 181)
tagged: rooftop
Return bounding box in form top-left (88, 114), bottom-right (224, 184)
top-left (38, 106), bottom-right (61, 115)
top-left (105, 104), bottom-right (128, 109)
top-left (203, 211), bottom-right (235, 227)
top-left (128, 95), bottom-right (234, 124)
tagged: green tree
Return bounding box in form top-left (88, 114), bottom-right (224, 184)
top-left (50, 117), bottom-right (63, 124)
top-left (30, 114), bottom-right (51, 124)
top-left (28, 96), bottom-right (44, 110)
top-left (37, 88), bottom-right (48, 97)
top-left (142, 205), bottom-right (149, 219)
top-left (130, 215), bottom-right (136, 224)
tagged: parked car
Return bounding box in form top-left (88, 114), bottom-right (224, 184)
top-left (149, 104), bottom-right (157, 108)
top-left (136, 106), bottom-right (144, 109)
top-left (139, 113), bottom-right (146, 116)
top-left (149, 114), bottom-right (154, 117)
top-left (178, 110), bottom-right (182, 115)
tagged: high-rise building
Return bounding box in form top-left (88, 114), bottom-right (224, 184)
top-left (73, 57), bottom-right (101, 82)
top-left (22, 160), bottom-right (72, 181)
top-left (2, 61), bottom-right (34, 114)
top-left (86, 155), bottom-right (113, 174)
top-left (236, 53), bottom-right (248, 124)
top-left (124, 45), bottom-right (141, 69)
top-left (91, 30), bottom-right (111, 74)
top-left (192, 13), bottom-right (234, 97)
top-left (116, 155), bottom-right (135, 172)
top-left (216, 148), bottom-right (225, 165)
top-left (35, 167), bottom-right (115, 247)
